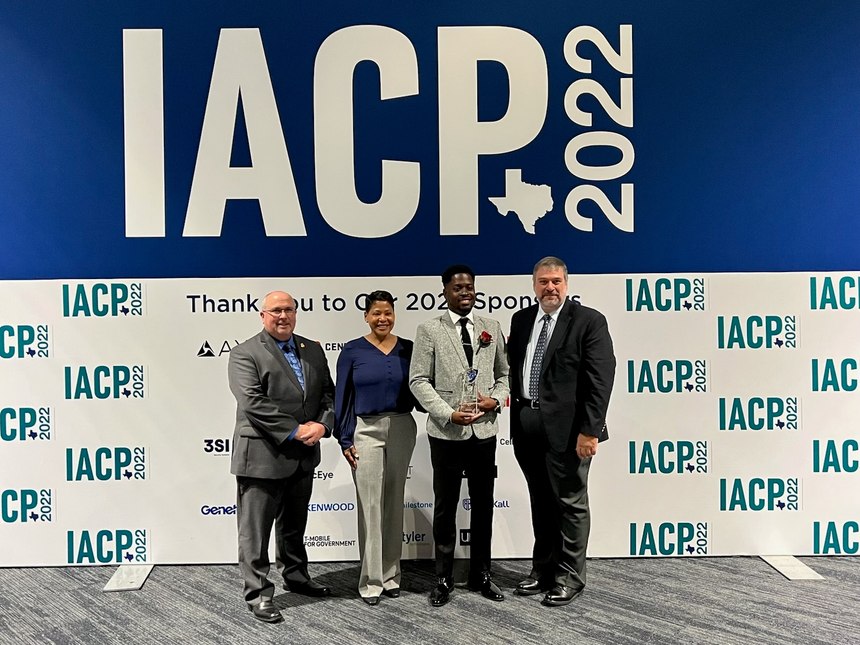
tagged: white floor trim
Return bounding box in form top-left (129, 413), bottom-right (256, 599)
top-left (102, 564), bottom-right (155, 592)
top-left (761, 556), bottom-right (824, 580)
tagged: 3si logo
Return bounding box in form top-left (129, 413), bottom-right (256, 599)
top-left (66, 529), bottom-right (149, 564)
top-left (203, 438), bottom-right (231, 454)
top-left (811, 358), bottom-right (858, 392)
top-left (629, 522), bottom-right (709, 555)
top-left (626, 359), bottom-right (707, 393)
top-left (62, 283), bottom-right (144, 317)
top-left (813, 521), bottom-right (859, 555)
top-left (628, 441), bottom-right (708, 474)
top-left (716, 315), bottom-right (798, 349)
top-left (1, 489), bottom-right (53, 523)
top-left (625, 278), bottom-right (706, 312)
top-left (812, 439), bottom-right (859, 473)
top-left (718, 397), bottom-right (800, 431)
top-left (66, 447), bottom-right (147, 481)
top-left (809, 276), bottom-right (860, 310)
top-left (0, 325), bottom-right (50, 359)
top-left (64, 365), bottom-right (145, 399)
top-left (0, 407), bottom-right (52, 441)
top-left (719, 477), bottom-right (800, 511)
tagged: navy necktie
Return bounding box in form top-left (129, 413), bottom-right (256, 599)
top-left (283, 342), bottom-right (305, 390)
top-left (529, 314), bottom-right (552, 400)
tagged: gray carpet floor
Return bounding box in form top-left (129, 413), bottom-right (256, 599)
top-left (0, 557), bottom-right (857, 644)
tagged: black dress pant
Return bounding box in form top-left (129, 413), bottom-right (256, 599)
top-left (513, 405), bottom-right (592, 590)
top-left (428, 434), bottom-right (497, 580)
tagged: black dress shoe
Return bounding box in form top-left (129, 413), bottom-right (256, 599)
top-left (541, 585), bottom-right (583, 607)
top-left (287, 579), bottom-right (332, 597)
top-left (381, 588), bottom-right (400, 598)
top-left (515, 576), bottom-right (551, 596)
top-left (468, 573), bottom-right (505, 601)
top-left (429, 577), bottom-right (454, 607)
top-left (362, 596), bottom-right (380, 606)
top-left (248, 599), bottom-right (282, 623)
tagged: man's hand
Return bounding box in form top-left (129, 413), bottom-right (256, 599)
top-left (576, 433), bottom-right (598, 460)
top-left (295, 422), bottom-right (326, 446)
top-left (451, 409), bottom-right (485, 425)
top-left (476, 393), bottom-right (499, 412)
top-left (343, 445), bottom-right (358, 470)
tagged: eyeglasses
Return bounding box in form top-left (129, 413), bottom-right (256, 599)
top-left (263, 308), bottom-right (296, 317)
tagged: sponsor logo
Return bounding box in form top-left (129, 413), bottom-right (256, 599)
top-left (813, 521), bottom-right (859, 555)
top-left (404, 500), bottom-right (432, 509)
top-left (186, 293), bottom-right (259, 314)
top-left (629, 522), bottom-right (709, 555)
top-left (312, 470), bottom-right (334, 481)
top-left (462, 498), bottom-right (511, 510)
top-left (66, 529), bottom-right (149, 564)
top-left (307, 502), bottom-right (355, 512)
top-left (402, 530), bottom-right (428, 544)
top-left (718, 397), bottom-right (800, 431)
top-left (303, 535), bottom-right (357, 548)
top-left (811, 358), bottom-right (858, 392)
top-left (1, 489), bottom-right (54, 523)
top-left (625, 277), bottom-right (706, 312)
top-left (200, 504), bottom-right (236, 515)
top-left (0, 406), bottom-right (52, 442)
top-left (66, 447), bottom-right (147, 481)
top-left (809, 276), bottom-right (860, 310)
top-left (460, 465), bottom-right (499, 478)
top-left (627, 359), bottom-right (707, 393)
top-left (459, 529), bottom-right (471, 546)
top-left (628, 440), bottom-right (708, 474)
top-left (812, 439), bottom-right (858, 473)
top-left (0, 325), bottom-right (50, 359)
top-left (62, 283), bottom-right (144, 317)
top-left (202, 438), bottom-right (231, 455)
top-left (196, 339), bottom-right (239, 357)
top-left (64, 365), bottom-right (145, 399)
top-left (719, 477), bottom-right (801, 511)
top-left (716, 315), bottom-right (798, 350)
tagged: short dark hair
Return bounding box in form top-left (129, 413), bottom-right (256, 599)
top-left (532, 256), bottom-right (568, 281)
top-left (363, 290), bottom-right (396, 313)
top-left (441, 264), bottom-right (475, 285)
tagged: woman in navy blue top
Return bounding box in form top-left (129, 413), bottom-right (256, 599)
top-left (334, 290), bottom-right (417, 605)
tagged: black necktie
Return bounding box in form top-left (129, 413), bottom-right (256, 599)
top-left (459, 318), bottom-right (473, 366)
top-left (529, 314), bottom-right (552, 400)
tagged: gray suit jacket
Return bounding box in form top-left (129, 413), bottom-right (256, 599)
top-left (409, 313), bottom-right (510, 440)
top-left (228, 330), bottom-right (335, 479)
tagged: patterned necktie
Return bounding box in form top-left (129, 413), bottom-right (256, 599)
top-left (459, 318), bottom-right (473, 366)
top-left (283, 342), bottom-right (305, 390)
top-left (529, 314), bottom-right (552, 400)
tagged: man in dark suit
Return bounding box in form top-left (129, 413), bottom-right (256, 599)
top-left (507, 257), bottom-right (615, 607)
top-left (409, 265), bottom-right (510, 606)
top-left (228, 290), bottom-right (335, 623)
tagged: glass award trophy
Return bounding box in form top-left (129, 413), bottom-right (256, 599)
top-left (459, 368), bottom-right (479, 414)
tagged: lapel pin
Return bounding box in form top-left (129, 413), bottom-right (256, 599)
top-left (300, 343), bottom-right (305, 349)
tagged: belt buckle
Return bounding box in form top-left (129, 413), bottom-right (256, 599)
top-left (529, 399), bottom-right (540, 409)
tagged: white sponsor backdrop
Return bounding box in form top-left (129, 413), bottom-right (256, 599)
top-left (1, 272), bottom-right (858, 566)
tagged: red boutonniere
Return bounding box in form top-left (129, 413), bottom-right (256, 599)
top-left (478, 330), bottom-right (493, 348)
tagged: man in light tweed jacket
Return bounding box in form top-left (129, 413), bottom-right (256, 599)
top-left (409, 264), bottom-right (510, 607)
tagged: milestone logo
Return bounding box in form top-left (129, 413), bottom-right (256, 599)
top-left (64, 365), bottom-right (145, 399)
top-left (813, 521), bottom-right (859, 555)
top-left (716, 315), bottom-right (798, 350)
top-left (202, 438), bottom-right (231, 455)
top-left (629, 522), bottom-right (709, 555)
top-left (718, 397), bottom-right (800, 431)
top-left (625, 278), bottom-right (706, 312)
top-left (809, 276), bottom-right (860, 310)
top-left (812, 439), bottom-right (858, 473)
top-left (811, 358), bottom-right (857, 392)
top-left (66, 447), bottom-right (147, 481)
top-left (404, 500), bottom-right (432, 509)
top-left (462, 498), bottom-right (511, 510)
top-left (719, 477), bottom-right (800, 511)
top-left (628, 440), bottom-right (709, 474)
top-left (62, 283), bottom-right (144, 317)
top-left (197, 339), bottom-right (239, 357)
top-left (0, 407), bottom-right (52, 442)
top-left (1, 489), bottom-right (54, 523)
top-left (0, 325), bottom-right (50, 359)
top-left (67, 529), bottom-right (149, 564)
top-left (627, 359), bottom-right (707, 393)
top-left (201, 504), bottom-right (236, 516)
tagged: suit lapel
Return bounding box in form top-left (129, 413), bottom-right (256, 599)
top-left (441, 314), bottom-right (470, 371)
top-left (260, 331), bottom-right (304, 397)
top-left (541, 300), bottom-right (573, 376)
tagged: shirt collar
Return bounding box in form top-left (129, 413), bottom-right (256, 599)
top-left (447, 309), bottom-right (474, 326)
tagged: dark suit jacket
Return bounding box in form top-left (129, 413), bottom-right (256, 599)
top-left (228, 330), bottom-right (335, 479)
top-left (508, 299), bottom-right (615, 453)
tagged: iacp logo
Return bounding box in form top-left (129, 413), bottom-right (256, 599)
top-left (813, 521), bottom-right (859, 555)
top-left (626, 359), bottom-right (707, 393)
top-left (0, 406), bottom-right (52, 442)
top-left (809, 276), bottom-right (860, 310)
top-left (628, 440), bottom-right (708, 474)
top-left (719, 477), bottom-right (800, 511)
top-left (66, 447), bottom-right (147, 481)
top-left (66, 529), bottom-right (149, 564)
top-left (625, 278), bottom-right (706, 312)
top-left (1, 488), bottom-right (53, 523)
top-left (718, 397), bottom-right (800, 431)
top-left (716, 315), bottom-right (798, 349)
top-left (629, 522), bottom-right (709, 556)
top-left (0, 325), bottom-right (50, 359)
top-left (61, 283), bottom-right (144, 317)
top-left (64, 365), bottom-right (145, 399)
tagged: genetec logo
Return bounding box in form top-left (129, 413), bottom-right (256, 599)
top-left (0, 406), bottom-right (52, 442)
top-left (123, 25), bottom-right (635, 239)
top-left (0, 325), bottom-right (50, 359)
top-left (62, 283), bottom-right (144, 317)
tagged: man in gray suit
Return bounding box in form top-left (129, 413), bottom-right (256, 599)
top-left (409, 265), bottom-right (510, 606)
top-left (228, 290), bottom-right (335, 623)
